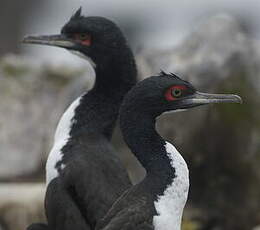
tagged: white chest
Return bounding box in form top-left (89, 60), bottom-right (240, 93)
top-left (46, 96), bottom-right (82, 185)
top-left (153, 142), bottom-right (189, 230)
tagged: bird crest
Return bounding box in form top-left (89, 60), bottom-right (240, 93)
top-left (159, 70), bottom-right (190, 84)
top-left (70, 7), bottom-right (83, 20)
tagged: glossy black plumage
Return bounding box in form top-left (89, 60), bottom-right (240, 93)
top-left (25, 8), bottom-right (137, 230)
top-left (96, 75), bottom-right (178, 230)
top-left (96, 73), bottom-right (241, 230)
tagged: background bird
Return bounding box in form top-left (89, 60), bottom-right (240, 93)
top-left (23, 8), bottom-right (137, 230)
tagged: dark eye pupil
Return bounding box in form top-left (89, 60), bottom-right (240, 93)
top-left (80, 34), bottom-right (87, 39)
top-left (172, 89), bottom-right (182, 97)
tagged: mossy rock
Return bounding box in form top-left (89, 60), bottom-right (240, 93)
top-left (185, 71), bottom-right (260, 229)
top-left (182, 219), bottom-right (201, 230)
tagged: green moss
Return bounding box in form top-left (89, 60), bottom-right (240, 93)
top-left (215, 71), bottom-right (260, 130)
top-left (1, 61), bottom-right (31, 77)
top-left (185, 70), bottom-right (260, 229)
top-left (182, 219), bottom-right (201, 230)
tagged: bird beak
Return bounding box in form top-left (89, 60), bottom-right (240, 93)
top-left (181, 91), bottom-right (242, 107)
top-left (22, 34), bottom-right (75, 49)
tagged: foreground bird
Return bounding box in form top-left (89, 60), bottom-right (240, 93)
top-left (23, 8), bottom-right (137, 230)
top-left (96, 72), bottom-right (242, 230)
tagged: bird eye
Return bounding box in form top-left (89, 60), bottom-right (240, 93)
top-left (74, 33), bottom-right (91, 46)
top-left (172, 88), bottom-right (182, 97)
top-left (165, 85), bottom-right (187, 101)
top-left (79, 33), bottom-right (89, 40)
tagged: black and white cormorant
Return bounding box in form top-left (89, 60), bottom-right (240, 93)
top-left (23, 8), bottom-right (137, 230)
top-left (96, 72), bottom-right (242, 230)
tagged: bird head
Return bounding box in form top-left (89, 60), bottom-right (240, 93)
top-left (121, 71), bottom-right (242, 118)
top-left (23, 7), bottom-right (128, 68)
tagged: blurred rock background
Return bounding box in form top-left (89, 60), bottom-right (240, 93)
top-left (0, 1), bottom-right (260, 230)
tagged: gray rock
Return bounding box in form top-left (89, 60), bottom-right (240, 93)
top-left (0, 183), bottom-right (45, 230)
top-left (137, 14), bottom-right (258, 89)
top-left (133, 14), bottom-right (260, 229)
top-left (0, 55), bottom-right (91, 181)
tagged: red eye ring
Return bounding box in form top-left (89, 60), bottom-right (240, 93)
top-left (74, 33), bottom-right (91, 46)
top-left (165, 85), bottom-right (187, 101)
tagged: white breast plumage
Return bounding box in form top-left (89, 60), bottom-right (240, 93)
top-left (46, 96), bottom-right (82, 185)
top-left (153, 142), bottom-right (189, 230)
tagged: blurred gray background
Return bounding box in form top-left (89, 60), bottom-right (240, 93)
top-left (0, 0), bottom-right (260, 230)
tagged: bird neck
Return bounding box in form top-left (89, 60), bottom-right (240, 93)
top-left (71, 46), bottom-right (137, 140)
top-left (120, 110), bottom-right (189, 230)
top-left (121, 111), bottom-right (174, 189)
top-left (93, 45), bottom-right (137, 93)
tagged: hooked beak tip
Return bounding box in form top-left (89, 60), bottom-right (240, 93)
top-left (235, 95), bottom-right (243, 104)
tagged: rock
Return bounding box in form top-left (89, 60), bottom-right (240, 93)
top-left (0, 55), bottom-right (92, 181)
top-left (0, 183), bottom-right (45, 230)
top-left (132, 14), bottom-right (260, 229)
top-left (137, 14), bottom-right (258, 89)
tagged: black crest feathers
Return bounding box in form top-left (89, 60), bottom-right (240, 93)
top-left (159, 70), bottom-right (190, 84)
top-left (71, 7), bottom-right (83, 20)
top-left (159, 70), bottom-right (168, 76)
top-left (159, 70), bottom-right (179, 79)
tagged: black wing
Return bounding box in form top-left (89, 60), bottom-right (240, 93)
top-left (96, 188), bottom-right (155, 230)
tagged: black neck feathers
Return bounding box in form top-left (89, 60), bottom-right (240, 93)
top-left (70, 43), bottom-right (137, 140)
top-left (120, 107), bottom-right (175, 196)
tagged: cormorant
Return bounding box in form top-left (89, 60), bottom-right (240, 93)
top-left (96, 72), bottom-right (242, 230)
top-left (23, 7), bottom-right (137, 230)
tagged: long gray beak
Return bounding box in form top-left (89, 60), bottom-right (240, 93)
top-left (183, 92), bottom-right (242, 106)
top-left (22, 34), bottom-right (75, 48)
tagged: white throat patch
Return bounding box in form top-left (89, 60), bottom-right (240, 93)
top-left (153, 142), bottom-right (189, 230)
top-left (69, 50), bottom-right (97, 69)
top-left (46, 95), bottom-right (83, 185)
